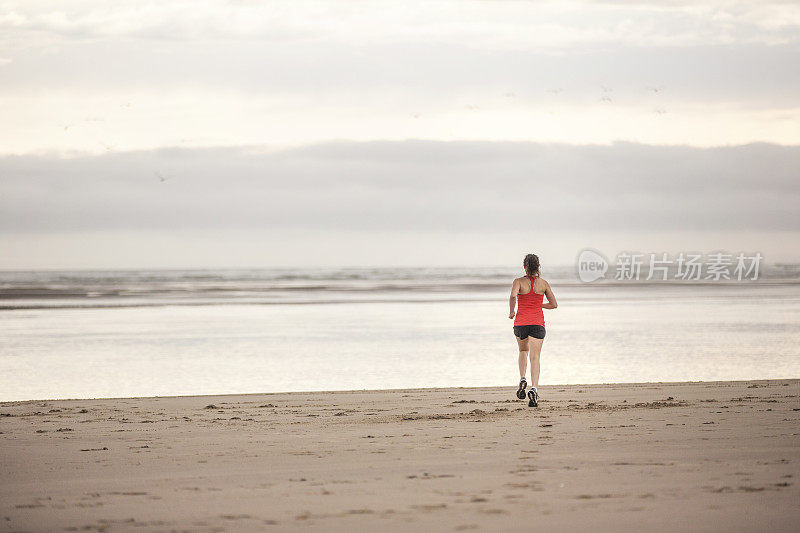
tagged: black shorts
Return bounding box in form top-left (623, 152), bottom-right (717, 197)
top-left (513, 325), bottom-right (546, 340)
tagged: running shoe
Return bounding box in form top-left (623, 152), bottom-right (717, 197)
top-left (527, 387), bottom-right (539, 408)
top-left (516, 378), bottom-right (527, 400)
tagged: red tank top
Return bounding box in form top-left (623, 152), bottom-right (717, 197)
top-left (514, 275), bottom-right (544, 326)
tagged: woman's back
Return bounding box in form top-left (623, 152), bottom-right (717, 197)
top-left (514, 275), bottom-right (545, 326)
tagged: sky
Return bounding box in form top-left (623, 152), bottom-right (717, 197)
top-left (1, 0), bottom-right (799, 269)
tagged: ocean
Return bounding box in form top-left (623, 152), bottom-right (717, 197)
top-left (2, 266), bottom-right (800, 401)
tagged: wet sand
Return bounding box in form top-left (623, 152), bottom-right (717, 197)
top-left (1, 380), bottom-right (799, 532)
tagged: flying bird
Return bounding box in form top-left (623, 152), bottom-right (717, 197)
top-left (547, 88), bottom-right (563, 95)
top-left (655, 109), bottom-right (667, 115)
top-left (600, 95), bottom-right (613, 103)
top-left (601, 85), bottom-right (613, 93)
top-left (155, 172), bottom-right (170, 183)
top-left (98, 142), bottom-right (114, 151)
top-left (504, 92), bottom-right (516, 98)
top-left (647, 86), bottom-right (665, 93)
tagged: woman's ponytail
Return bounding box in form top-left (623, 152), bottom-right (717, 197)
top-left (523, 253), bottom-right (540, 277)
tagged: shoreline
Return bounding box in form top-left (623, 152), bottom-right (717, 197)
top-left (2, 378), bottom-right (797, 404)
top-left (2, 380), bottom-right (799, 531)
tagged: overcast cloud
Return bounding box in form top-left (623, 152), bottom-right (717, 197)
top-left (2, 140), bottom-right (798, 231)
top-left (0, 1), bottom-right (798, 268)
top-left (1, 0), bottom-right (799, 154)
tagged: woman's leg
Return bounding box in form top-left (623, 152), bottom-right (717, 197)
top-left (516, 336), bottom-right (530, 379)
top-left (529, 338), bottom-right (544, 387)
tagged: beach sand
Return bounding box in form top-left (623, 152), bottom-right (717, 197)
top-left (1, 380), bottom-right (798, 532)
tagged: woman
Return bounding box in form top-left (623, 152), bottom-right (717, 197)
top-left (509, 253), bottom-right (558, 407)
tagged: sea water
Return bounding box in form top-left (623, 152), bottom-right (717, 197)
top-left (1, 267), bottom-right (799, 401)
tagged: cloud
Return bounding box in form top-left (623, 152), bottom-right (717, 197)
top-left (0, 1), bottom-right (798, 154)
top-left (2, 0), bottom-right (799, 47)
top-left (1, 140), bottom-right (798, 236)
top-left (0, 1), bottom-right (797, 267)
top-left (0, 38), bottom-right (798, 154)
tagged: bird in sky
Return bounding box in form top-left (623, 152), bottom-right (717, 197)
top-left (155, 171), bottom-right (170, 183)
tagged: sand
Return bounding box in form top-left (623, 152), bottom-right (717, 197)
top-left (1, 380), bottom-right (799, 532)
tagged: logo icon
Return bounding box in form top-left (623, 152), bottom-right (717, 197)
top-left (577, 249), bottom-right (608, 283)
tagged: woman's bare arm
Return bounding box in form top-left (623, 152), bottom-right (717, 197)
top-left (509, 278), bottom-right (520, 319)
top-left (542, 281), bottom-right (558, 309)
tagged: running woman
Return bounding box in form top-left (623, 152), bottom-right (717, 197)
top-left (509, 253), bottom-right (558, 407)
